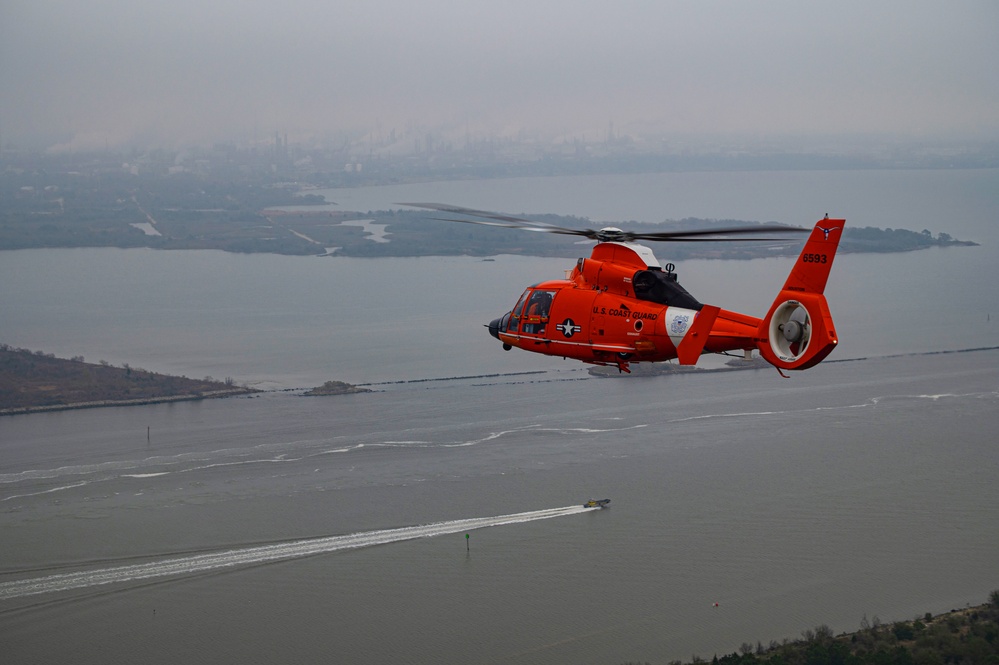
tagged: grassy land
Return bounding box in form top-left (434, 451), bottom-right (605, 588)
top-left (0, 192), bottom-right (978, 259)
top-left (0, 345), bottom-right (257, 414)
top-left (646, 593), bottom-right (999, 665)
top-left (302, 380), bottom-right (371, 396)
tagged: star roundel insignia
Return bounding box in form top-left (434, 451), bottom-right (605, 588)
top-left (557, 318), bottom-right (582, 338)
top-left (555, 319), bottom-right (582, 337)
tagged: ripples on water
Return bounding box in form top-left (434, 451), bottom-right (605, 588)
top-left (3, 351), bottom-right (998, 664)
top-left (2, 170), bottom-right (999, 663)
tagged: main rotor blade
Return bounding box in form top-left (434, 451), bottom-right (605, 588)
top-left (634, 236), bottom-right (803, 242)
top-left (425, 216), bottom-right (589, 237)
top-left (627, 225), bottom-right (808, 241)
top-left (398, 202), bottom-right (582, 233)
top-left (399, 202), bottom-right (808, 243)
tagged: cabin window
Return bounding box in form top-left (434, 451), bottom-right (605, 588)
top-left (519, 289), bottom-right (556, 334)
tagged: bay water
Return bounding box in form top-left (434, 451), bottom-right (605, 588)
top-left (1, 169), bottom-right (998, 664)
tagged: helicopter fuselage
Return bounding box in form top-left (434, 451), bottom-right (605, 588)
top-left (488, 219), bottom-right (844, 373)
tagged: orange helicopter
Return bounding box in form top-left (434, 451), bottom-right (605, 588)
top-left (401, 203), bottom-right (845, 375)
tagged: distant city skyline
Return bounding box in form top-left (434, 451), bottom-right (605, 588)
top-left (3, 0), bottom-right (998, 152)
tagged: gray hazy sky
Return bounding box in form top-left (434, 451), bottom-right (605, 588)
top-left (2, 0), bottom-right (998, 151)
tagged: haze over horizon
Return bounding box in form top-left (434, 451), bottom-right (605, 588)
top-left (2, 0), bottom-right (998, 153)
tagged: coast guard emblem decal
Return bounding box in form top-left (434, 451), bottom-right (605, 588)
top-left (817, 225), bottom-right (841, 241)
top-left (670, 314), bottom-right (690, 336)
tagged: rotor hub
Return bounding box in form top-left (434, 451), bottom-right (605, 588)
top-left (781, 319), bottom-right (805, 343)
top-left (595, 227), bottom-right (626, 242)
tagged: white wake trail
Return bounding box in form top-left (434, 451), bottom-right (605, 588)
top-left (1, 505), bottom-right (594, 600)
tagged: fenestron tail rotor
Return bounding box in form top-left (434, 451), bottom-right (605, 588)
top-left (397, 202), bottom-right (808, 244)
top-left (769, 300), bottom-right (813, 362)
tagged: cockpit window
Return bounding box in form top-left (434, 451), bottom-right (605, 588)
top-left (507, 291), bottom-right (530, 331)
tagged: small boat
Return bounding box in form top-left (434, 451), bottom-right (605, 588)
top-left (583, 498), bottom-right (611, 508)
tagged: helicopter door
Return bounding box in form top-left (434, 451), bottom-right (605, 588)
top-left (518, 289), bottom-right (556, 336)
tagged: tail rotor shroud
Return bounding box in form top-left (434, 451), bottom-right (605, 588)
top-left (769, 300), bottom-right (813, 363)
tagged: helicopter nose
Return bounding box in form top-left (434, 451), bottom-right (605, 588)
top-left (487, 317), bottom-right (503, 340)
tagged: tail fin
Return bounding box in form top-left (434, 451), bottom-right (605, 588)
top-left (676, 305), bottom-right (720, 365)
top-left (757, 217), bottom-right (845, 371)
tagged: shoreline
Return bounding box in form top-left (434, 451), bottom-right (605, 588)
top-left (0, 346), bottom-right (260, 416)
top-left (0, 387), bottom-right (258, 417)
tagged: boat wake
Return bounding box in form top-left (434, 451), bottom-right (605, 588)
top-left (0, 505), bottom-right (595, 600)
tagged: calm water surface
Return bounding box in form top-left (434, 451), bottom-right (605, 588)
top-left (2, 169), bottom-right (998, 663)
top-left (2, 353), bottom-right (997, 664)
